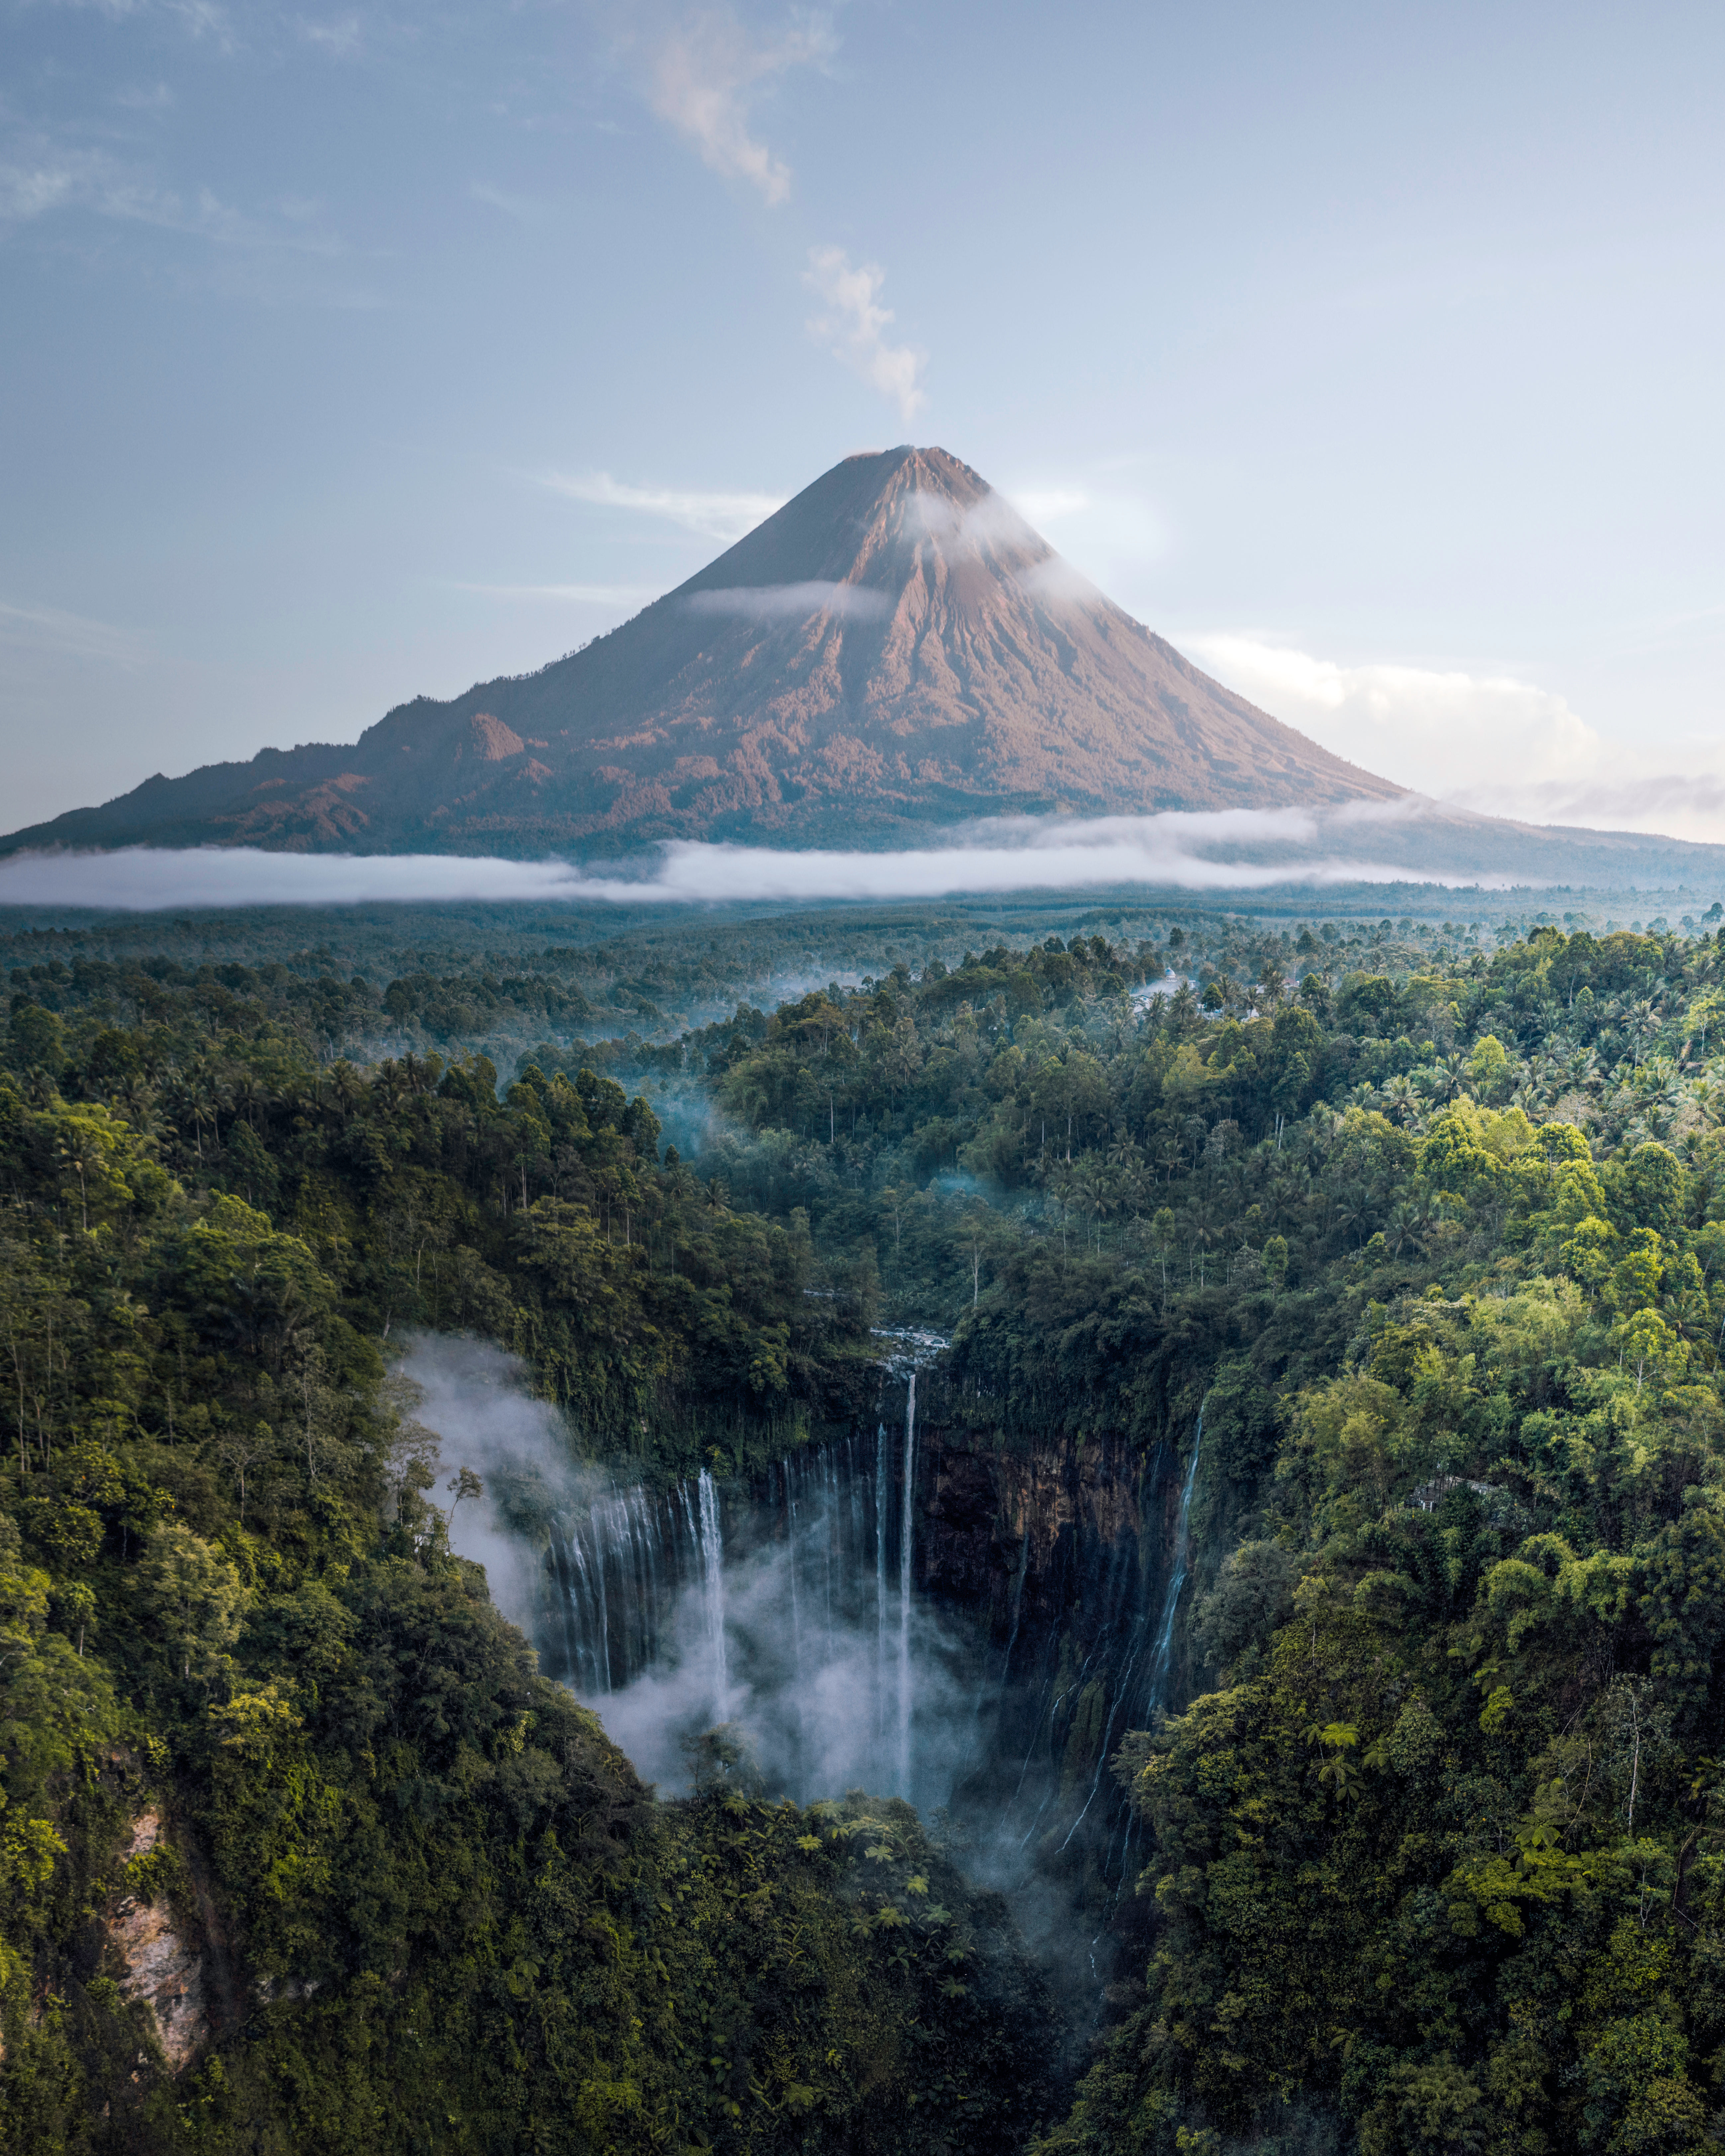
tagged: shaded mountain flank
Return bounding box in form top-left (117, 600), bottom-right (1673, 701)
top-left (1, 447), bottom-right (1404, 861)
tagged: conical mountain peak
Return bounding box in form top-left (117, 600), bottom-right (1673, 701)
top-left (0, 448), bottom-right (1403, 860)
top-left (678, 445), bottom-right (1047, 603)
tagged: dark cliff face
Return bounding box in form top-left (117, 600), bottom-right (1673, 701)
top-left (892, 1388), bottom-right (1207, 2046)
top-left (902, 1359), bottom-right (1196, 1688)
top-left (897, 1361), bottom-right (1206, 1868)
top-left (923, 1430), bottom-right (1156, 1611)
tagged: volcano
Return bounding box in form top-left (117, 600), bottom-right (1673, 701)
top-left (2, 446), bottom-right (1405, 860)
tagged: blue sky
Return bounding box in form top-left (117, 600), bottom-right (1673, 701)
top-left (3, 0), bottom-right (1723, 838)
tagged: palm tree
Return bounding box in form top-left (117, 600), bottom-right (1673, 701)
top-left (328, 1062), bottom-right (367, 1126)
top-left (171, 1064), bottom-right (228, 1160)
top-left (56, 1125), bottom-right (103, 1233)
top-left (1106, 1134), bottom-right (1143, 1177)
top-left (1043, 1163), bottom-right (1075, 1264)
top-left (1072, 1157), bottom-right (1111, 1257)
top-left (232, 1066), bottom-right (271, 1134)
top-left (113, 1073), bottom-right (160, 1139)
top-left (1626, 997), bottom-right (1663, 1068)
top-left (1384, 1201), bottom-right (1425, 1257)
top-left (1184, 1196), bottom-right (1220, 1288)
top-left (1379, 1074), bottom-right (1418, 1125)
top-left (1423, 1051), bottom-right (1469, 1105)
top-left (1333, 1182), bottom-right (1373, 1248)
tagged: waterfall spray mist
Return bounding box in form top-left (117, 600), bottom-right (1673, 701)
top-left (403, 1333), bottom-right (964, 1806)
top-left (399, 1328), bottom-right (1201, 2033)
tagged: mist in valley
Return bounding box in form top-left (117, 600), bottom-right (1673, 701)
top-left (400, 1331), bottom-right (979, 1813)
top-left (396, 1328), bottom-right (1206, 2004)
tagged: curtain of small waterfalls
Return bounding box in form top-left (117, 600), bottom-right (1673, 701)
top-left (535, 1375), bottom-right (944, 1806)
top-left (532, 1364), bottom-right (1210, 1995)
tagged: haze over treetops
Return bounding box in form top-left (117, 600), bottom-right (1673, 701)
top-left (1, 448), bottom-right (1403, 861)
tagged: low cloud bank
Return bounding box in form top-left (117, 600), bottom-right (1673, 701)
top-left (1189, 632), bottom-right (1725, 846)
top-left (0, 805), bottom-right (1535, 913)
top-left (0, 805), bottom-right (1561, 913)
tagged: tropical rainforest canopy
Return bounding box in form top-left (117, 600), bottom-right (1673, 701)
top-left (6, 892), bottom-right (1725, 2154)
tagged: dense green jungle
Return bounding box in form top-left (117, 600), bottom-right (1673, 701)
top-left (8, 885), bottom-right (1725, 2154)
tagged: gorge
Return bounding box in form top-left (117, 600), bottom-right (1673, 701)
top-left (411, 1330), bottom-right (1213, 1992)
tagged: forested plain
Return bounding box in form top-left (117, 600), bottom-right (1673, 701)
top-left (7, 892), bottom-right (1725, 2154)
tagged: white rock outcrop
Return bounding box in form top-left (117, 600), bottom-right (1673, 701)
top-left (108, 1812), bottom-right (208, 2071)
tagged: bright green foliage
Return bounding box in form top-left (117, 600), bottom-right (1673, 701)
top-left (12, 907), bottom-right (1725, 2154)
top-left (1045, 1277), bottom-right (1725, 2149)
top-left (0, 1045), bottom-right (1053, 2153)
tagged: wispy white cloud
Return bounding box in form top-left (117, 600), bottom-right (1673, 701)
top-left (0, 131), bottom-right (346, 260)
top-left (453, 580), bottom-right (661, 606)
top-left (1449, 767), bottom-right (1725, 842)
top-left (540, 470), bottom-right (783, 543)
top-left (25, 0), bottom-right (235, 42)
top-left (299, 14), bottom-right (362, 57)
top-left (1014, 555), bottom-right (1103, 609)
top-left (643, 6), bottom-right (832, 205)
top-left (1188, 635), bottom-right (1594, 789)
top-left (0, 599), bottom-right (149, 666)
top-left (167, 0), bottom-right (236, 45)
top-left (1187, 632), bottom-right (1725, 844)
top-left (0, 152), bottom-right (101, 223)
top-left (994, 483), bottom-right (1169, 595)
top-left (898, 490), bottom-right (1104, 607)
top-left (1008, 487), bottom-right (1091, 525)
top-left (469, 180), bottom-right (542, 223)
top-left (0, 95), bottom-right (378, 307)
top-left (685, 579), bottom-right (891, 621)
top-left (902, 490), bottom-right (1032, 549)
top-left (803, 245), bottom-right (926, 421)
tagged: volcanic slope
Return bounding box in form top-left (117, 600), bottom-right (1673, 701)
top-left (2, 446), bottom-right (1404, 859)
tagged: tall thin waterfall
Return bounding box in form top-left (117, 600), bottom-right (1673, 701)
top-left (875, 1422), bottom-right (890, 1738)
top-left (897, 1370), bottom-right (918, 1789)
top-left (784, 1463), bottom-right (804, 1683)
top-left (1144, 1402), bottom-right (1204, 1718)
top-left (697, 1469), bottom-right (729, 1719)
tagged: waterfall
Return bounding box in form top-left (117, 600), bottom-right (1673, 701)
top-left (1144, 1402), bottom-right (1204, 1719)
top-left (875, 1421), bottom-right (890, 1740)
top-left (1058, 1402), bottom-right (1205, 1852)
top-left (697, 1468), bottom-right (729, 1719)
top-left (898, 1370), bottom-right (917, 1789)
top-left (783, 1458), bottom-right (804, 1684)
top-left (534, 1337), bottom-right (947, 1806)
